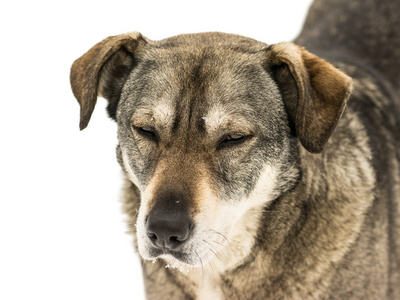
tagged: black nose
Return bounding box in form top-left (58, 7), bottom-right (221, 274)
top-left (146, 213), bottom-right (193, 250)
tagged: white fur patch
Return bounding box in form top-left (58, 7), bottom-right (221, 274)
top-left (203, 103), bottom-right (254, 137)
top-left (121, 149), bottom-right (142, 189)
top-left (152, 101), bottom-right (174, 129)
top-left (203, 105), bottom-right (229, 132)
top-left (136, 175), bottom-right (158, 260)
top-left (210, 163), bottom-right (278, 272)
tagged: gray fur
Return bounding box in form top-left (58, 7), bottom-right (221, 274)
top-left (71, 0), bottom-right (400, 299)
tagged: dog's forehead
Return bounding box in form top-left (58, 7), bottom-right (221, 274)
top-left (124, 33), bottom-right (278, 133)
top-left (142, 32), bottom-right (269, 85)
top-left (154, 32), bottom-right (267, 54)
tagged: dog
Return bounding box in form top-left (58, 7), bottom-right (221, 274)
top-left (70, 0), bottom-right (400, 298)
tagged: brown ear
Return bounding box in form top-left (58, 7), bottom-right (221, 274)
top-left (266, 42), bottom-right (352, 153)
top-left (70, 32), bottom-right (145, 130)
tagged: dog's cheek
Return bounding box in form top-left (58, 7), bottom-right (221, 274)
top-left (189, 180), bottom-right (235, 263)
top-left (120, 148), bottom-right (155, 259)
top-left (189, 169), bottom-right (277, 269)
top-left (135, 176), bottom-right (159, 260)
top-left (193, 178), bottom-right (224, 229)
top-left (119, 148), bottom-right (143, 189)
top-left (211, 153), bottom-right (268, 203)
top-left (117, 128), bottom-right (159, 192)
top-left (216, 165), bottom-right (281, 265)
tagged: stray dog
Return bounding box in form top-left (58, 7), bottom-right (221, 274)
top-left (70, 0), bottom-right (400, 298)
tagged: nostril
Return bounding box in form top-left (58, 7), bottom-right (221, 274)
top-left (169, 232), bottom-right (190, 243)
top-left (169, 236), bottom-right (179, 243)
top-left (146, 216), bottom-right (193, 250)
top-left (170, 236), bottom-right (178, 242)
top-left (147, 232), bottom-right (158, 241)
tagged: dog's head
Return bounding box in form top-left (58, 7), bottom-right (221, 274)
top-left (71, 32), bottom-right (352, 269)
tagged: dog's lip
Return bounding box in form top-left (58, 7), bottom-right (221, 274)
top-left (148, 246), bottom-right (182, 259)
top-left (147, 246), bottom-right (198, 266)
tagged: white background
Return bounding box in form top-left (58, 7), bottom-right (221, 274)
top-left (0, 0), bottom-right (312, 299)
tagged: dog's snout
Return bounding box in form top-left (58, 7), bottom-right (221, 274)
top-left (146, 214), bottom-right (192, 250)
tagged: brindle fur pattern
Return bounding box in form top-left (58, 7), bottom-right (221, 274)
top-left (71, 0), bottom-right (400, 299)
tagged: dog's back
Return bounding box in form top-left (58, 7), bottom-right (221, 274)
top-left (298, 0), bottom-right (400, 298)
top-left (296, 0), bottom-right (400, 93)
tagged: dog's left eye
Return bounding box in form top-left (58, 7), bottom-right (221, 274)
top-left (133, 126), bottom-right (158, 142)
top-left (218, 134), bottom-right (250, 149)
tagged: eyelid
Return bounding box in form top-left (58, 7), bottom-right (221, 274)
top-left (138, 126), bottom-right (154, 132)
top-left (130, 113), bottom-right (155, 128)
top-left (229, 134), bottom-right (245, 139)
top-left (131, 125), bottom-right (158, 142)
top-left (217, 133), bottom-right (253, 150)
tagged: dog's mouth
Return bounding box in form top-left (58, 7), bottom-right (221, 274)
top-left (147, 246), bottom-right (200, 266)
top-left (140, 223), bottom-right (229, 268)
top-left (144, 230), bottom-right (211, 267)
top-left (136, 183), bottom-right (238, 269)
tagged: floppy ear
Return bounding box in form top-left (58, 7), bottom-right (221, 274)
top-left (266, 42), bottom-right (352, 153)
top-left (70, 32), bottom-right (145, 130)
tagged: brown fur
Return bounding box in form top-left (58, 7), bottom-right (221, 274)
top-left (70, 32), bottom-right (143, 130)
top-left (266, 43), bottom-right (352, 153)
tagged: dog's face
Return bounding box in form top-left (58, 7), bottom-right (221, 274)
top-left (70, 32), bottom-right (352, 269)
top-left (116, 38), bottom-right (300, 267)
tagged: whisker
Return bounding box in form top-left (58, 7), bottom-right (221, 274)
top-left (209, 229), bottom-right (234, 253)
top-left (203, 239), bottom-right (224, 263)
top-left (208, 261), bottom-right (214, 273)
top-left (212, 239), bottom-right (231, 250)
top-left (209, 229), bottom-right (230, 244)
top-left (194, 250), bottom-right (204, 281)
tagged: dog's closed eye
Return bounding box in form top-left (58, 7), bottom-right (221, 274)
top-left (218, 134), bottom-right (252, 150)
top-left (133, 126), bottom-right (158, 142)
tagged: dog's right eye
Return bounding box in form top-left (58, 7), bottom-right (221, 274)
top-left (133, 126), bottom-right (158, 142)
